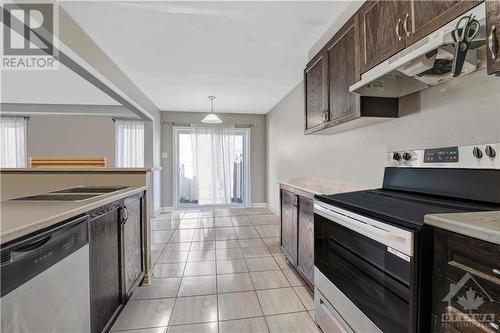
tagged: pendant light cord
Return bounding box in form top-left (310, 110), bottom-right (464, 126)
top-left (209, 96), bottom-right (216, 113)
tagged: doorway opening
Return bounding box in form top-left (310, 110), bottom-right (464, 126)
top-left (173, 126), bottom-right (250, 209)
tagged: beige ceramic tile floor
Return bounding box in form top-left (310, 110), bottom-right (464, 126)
top-left (111, 208), bottom-right (318, 333)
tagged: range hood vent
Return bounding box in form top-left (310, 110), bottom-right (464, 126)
top-left (350, 3), bottom-right (486, 98)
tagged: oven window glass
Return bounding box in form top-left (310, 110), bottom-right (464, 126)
top-left (315, 213), bottom-right (411, 333)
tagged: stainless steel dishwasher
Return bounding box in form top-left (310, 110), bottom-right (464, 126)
top-left (1, 215), bottom-right (91, 333)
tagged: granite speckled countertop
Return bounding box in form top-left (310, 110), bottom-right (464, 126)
top-left (278, 177), bottom-right (369, 195)
top-left (425, 211), bottom-right (500, 245)
top-left (0, 185), bottom-right (146, 244)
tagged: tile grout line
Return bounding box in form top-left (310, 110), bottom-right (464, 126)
top-left (247, 217), bottom-right (272, 333)
top-left (150, 210), bottom-right (280, 332)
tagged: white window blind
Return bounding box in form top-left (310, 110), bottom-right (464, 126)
top-left (115, 119), bottom-right (144, 167)
top-left (0, 117), bottom-right (27, 168)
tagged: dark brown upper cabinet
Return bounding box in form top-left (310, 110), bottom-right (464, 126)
top-left (358, 1), bottom-right (408, 73)
top-left (486, 0), bottom-right (500, 75)
top-left (304, 16), bottom-right (398, 135)
top-left (326, 17), bottom-right (360, 123)
top-left (407, 1), bottom-right (481, 45)
top-left (304, 52), bottom-right (328, 132)
top-left (358, 0), bottom-right (482, 74)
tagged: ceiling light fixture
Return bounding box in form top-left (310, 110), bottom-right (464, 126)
top-left (201, 96), bottom-right (223, 124)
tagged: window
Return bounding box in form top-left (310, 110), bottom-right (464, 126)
top-left (0, 117), bottom-right (27, 168)
top-left (115, 120), bottom-right (144, 167)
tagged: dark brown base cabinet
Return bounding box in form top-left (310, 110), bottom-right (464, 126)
top-left (280, 185), bottom-right (314, 288)
top-left (89, 192), bottom-right (145, 333)
top-left (280, 189), bottom-right (298, 266)
top-left (430, 228), bottom-right (500, 333)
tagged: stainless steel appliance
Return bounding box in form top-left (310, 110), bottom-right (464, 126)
top-left (1, 215), bottom-right (91, 333)
top-left (350, 3), bottom-right (486, 98)
top-left (314, 143), bottom-right (500, 333)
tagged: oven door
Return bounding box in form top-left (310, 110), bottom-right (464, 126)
top-left (314, 201), bottom-right (415, 333)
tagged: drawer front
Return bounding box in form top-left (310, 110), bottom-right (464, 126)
top-left (314, 289), bottom-right (352, 333)
top-left (431, 273), bottom-right (500, 333)
top-left (434, 229), bottom-right (500, 301)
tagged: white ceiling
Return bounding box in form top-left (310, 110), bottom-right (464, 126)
top-left (1, 63), bottom-right (120, 105)
top-left (61, 1), bottom-right (353, 114)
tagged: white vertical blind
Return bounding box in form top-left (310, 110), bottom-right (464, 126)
top-left (115, 120), bottom-right (144, 167)
top-left (0, 117), bottom-right (27, 168)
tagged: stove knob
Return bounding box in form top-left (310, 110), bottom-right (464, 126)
top-left (393, 152), bottom-right (402, 161)
top-left (403, 152), bottom-right (412, 161)
top-left (473, 147), bottom-right (483, 159)
top-left (485, 145), bottom-right (496, 158)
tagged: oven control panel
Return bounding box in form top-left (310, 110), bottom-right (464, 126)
top-left (423, 147), bottom-right (459, 163)
top-left (387, 143), bottom-right (499, 169)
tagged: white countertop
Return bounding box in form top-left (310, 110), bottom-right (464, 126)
top-left (278, 177), bottom-right (369, 195)
top-left (0, 185), bottom-right (146, 244)
top-left (425, 211), bottom-right (500, 245)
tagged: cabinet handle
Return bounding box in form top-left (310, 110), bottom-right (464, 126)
top-left (396, 18), bottom-right (402, 41)
top-left (403, 13), bottom-right (410, 37)
top-left (489, 25), bottom-right (498, 60)
top-left (120, 206), bottom-right (129, 224)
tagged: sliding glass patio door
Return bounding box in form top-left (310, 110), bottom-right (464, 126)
top-left (174, 126), bottom-right (250, 208)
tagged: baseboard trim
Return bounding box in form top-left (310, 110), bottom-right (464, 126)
top-left (156, 204), bottom-right (278, 214)
top-left (158, 207), bottom-right (174, 214)
top-left (267, 204), bottom-right (280, 215)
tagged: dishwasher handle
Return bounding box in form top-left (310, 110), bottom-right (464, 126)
top-left (0, 214), bottom-right (89, 297)
top-left (13, 235), bottom-right (52, 253)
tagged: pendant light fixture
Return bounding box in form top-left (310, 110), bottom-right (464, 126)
top-left (201, 96), bottom-right (223, 124)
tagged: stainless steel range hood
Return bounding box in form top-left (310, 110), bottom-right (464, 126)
top-left (350, 3), bottom-right (486, 98)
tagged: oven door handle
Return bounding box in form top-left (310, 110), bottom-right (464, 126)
top-left (314, 203), bottom-right (413, 257)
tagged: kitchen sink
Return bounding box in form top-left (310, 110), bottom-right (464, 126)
top-left (10, 194), bottom-right (102, 202)
top-left (50, 186), bottom-right (128, 194)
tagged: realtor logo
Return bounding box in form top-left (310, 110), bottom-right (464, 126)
top-left (1, 2), bottom-right (58, 70)
top-left (441, 272), bottom-right (496, 330)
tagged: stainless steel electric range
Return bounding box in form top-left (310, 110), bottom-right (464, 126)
top-left (313, 143), bottom-right (500, 333)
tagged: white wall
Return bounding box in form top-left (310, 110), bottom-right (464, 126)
top-left (266, 69), bottom-right (500, 212)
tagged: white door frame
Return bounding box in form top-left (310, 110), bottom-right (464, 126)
top-left (172, 126), bottom-right (251, 210)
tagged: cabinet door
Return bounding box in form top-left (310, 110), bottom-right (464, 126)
top-left (89, 205), bottom-right (123, 333)
top-left (407, 1), bottom-right (481, 45)
top-left (304, 52), bottom-right (328, 132)
top-left (327, 18), bottom-right (360, 123)
top-left (487, 0), bottom-right (500, 75)
top-left (123, 196), bottom-right (144, 297)
top-left (280, 189), bottom-right (298, 265)
top-left (358, 1), bottom-right (407, 73)
top-left (297, 196), bottom-right (314, 285)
